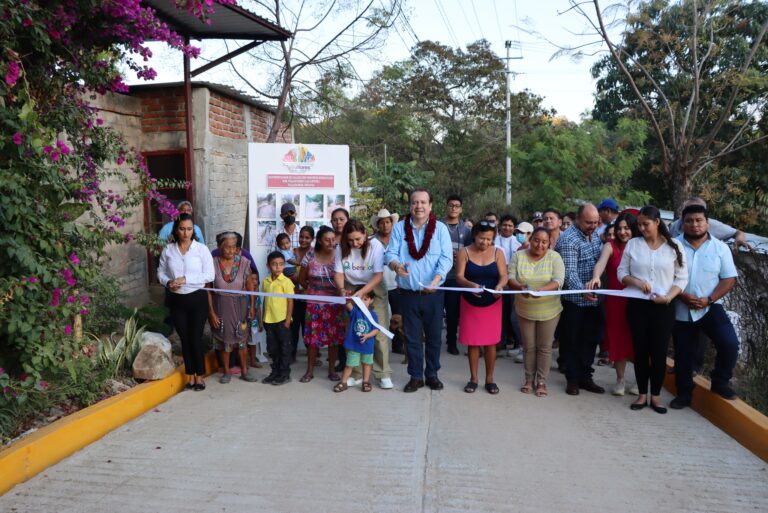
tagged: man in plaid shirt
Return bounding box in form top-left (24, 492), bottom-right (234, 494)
top-left (554, 203), bottom-right (605, 396)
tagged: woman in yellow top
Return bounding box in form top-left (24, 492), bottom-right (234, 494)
top-left (508, 227), bottom-right (565, 397)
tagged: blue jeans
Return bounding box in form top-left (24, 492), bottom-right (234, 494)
top-left (673, 304), bottom-right (739, 400)
top-left (400, 289), bottom-right (444, 380)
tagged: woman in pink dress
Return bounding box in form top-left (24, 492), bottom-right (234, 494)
top-left (587, 212), bottom-right (639, 396)
top-left (454, 220), bottom-right (508, 394)
top-left (298, 226), bottom-right (345, 382)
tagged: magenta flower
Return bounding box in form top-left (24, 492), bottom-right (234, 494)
top-left (50, 288), bottom-right (62, 307)
top-left (39, 380), bottom-right (49, 389)
top-left (69, 252), bottom-right (80, 265)
top-left (26, 276), bottom-right (39, 283)
top-left (22, 17), bottom-right (32, 27)
top-left (80, 295), bottom-right (90, 305)
top-left (80, 308), bottom-right (89, 316)
top-left (66, 295), bottom-right (76, 304)
top-left (12, 132), bottom-right (22, 145)
top-left (56, 140), bottom-right (71, 155)
top-left (64, 325), bottom-right (73, 336)
top-left (20, 373), bottom-right (28, 381)
top-left (5, 61), bottom-right (20, 87)
top-left (96, 118), bottom-right (104, 126)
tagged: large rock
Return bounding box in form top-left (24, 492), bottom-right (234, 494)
top-left (132, 344), bottom-right (176, 380)
top-left (140, 331), bottom-right (172, 356)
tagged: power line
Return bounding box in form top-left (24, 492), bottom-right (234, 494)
top-left (433, 0), bottom-right (461, 48)
top-left (492, 0), bottom-right (504, 43)
top-left (470, 0), bottom-right (486, 41)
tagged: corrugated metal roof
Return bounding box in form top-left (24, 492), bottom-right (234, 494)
top-left (142, 0), bottom-right (291, 41)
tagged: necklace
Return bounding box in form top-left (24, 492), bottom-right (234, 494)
top-left (404, 214), bottom-right (437, 260)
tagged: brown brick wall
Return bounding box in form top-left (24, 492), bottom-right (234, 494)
top-left (250, 107), bottom-right (292, 142)
top-left (137, 89), bottom-right (186, 133)
top-left (209, 92), bottom-right (246, 139)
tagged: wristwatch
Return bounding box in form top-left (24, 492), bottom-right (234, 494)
top-left (707, 295), bottom-right (714, 305)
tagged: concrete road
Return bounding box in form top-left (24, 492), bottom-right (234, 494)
top-left (2, 346), bottom-right (767, 513)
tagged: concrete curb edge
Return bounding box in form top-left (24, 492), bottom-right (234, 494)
top-left (0, 352), bottom-right (218, 496)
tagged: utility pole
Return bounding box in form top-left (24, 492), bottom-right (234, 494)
top-left (504, 41), bottom-right (522, 207)
top-left (383, 143), bottom-right (387, 175)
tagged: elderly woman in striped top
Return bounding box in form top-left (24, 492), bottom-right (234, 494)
top-left (507, 227), bottom-right (565, 397)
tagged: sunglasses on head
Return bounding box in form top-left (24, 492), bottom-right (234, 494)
top-left (478, 220), bottom-right (496, 228)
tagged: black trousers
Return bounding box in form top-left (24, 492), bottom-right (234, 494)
top-left (266, 321), bottom-right (293, 377)
top-left (628, 299), bottom-right (675, 396)
top-left (444, 278), bottom-right (461, 350)
top-left (388, 288), bottom-right (405, 354)
top-left (290, 299), bottom-right (307, 354)
top-left (169, 289), bottom-right (208, 376)
top-left (560, 301), bottom-right (601, 383)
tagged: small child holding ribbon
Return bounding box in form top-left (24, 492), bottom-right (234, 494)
top-left (333, 291), bottom-right (379, 393)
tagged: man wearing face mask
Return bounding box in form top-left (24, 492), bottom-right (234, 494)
top-left (273, 202), bottom-right (300, 250)
top-left (513, 222), bottom-right (534, 250)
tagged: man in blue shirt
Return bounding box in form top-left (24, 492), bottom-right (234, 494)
top-left (386, 189), bottom-right (453, 392)
top-left (158, 201), bottom-right (205, 244)
top-left (671, 204), bottom-right (740, 408)
top-left (555, 203), bottom-right (605, 396)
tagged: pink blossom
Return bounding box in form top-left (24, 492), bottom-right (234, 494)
top-left (12, 132), bottom-right (22, 145)
top-left (80, 295), bottom-right (90, 305)
top-left (22, 17), bottom-right (33, 27)
top-left (39, 380), bottom-right (49, 389)
top-left (50, 288), bottom-right (62, 307)
top-left (56, 140), bottom-right (71, 155)
top-left (5, 61), bottom-right (20, 87)
top-left (27, 276), bottom-right (39, 283)
top-left (20, 373), bottom-right (28, 381)
top-left (96, 118), bottom-right (104, 126)
top-left (69, 252), bottom-right (80, 265)
top-left (64, 325), bottom-right (73, 336)
top-left (66, 295), bottom-right (76, 304)
top-left (80, 308), bottom-right (89, 316)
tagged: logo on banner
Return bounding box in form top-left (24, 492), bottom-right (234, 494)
top-left (282, 144), bottom-right (316, 173)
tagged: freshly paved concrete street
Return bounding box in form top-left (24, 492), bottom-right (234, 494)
top-left (2, 346), bottom-right (767, 513)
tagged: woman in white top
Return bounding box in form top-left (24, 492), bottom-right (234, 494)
top-left (333, 219), bottom-right (392, 389)
top-left (617, 205), bottom-right (687, 413)
top-left (158, 214), bottom-right (215, 391)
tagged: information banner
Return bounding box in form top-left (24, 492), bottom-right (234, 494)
top-left (248, 143), bottom-right (350, 281)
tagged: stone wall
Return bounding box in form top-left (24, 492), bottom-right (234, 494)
top-left (91, 92), bottom-right (149, 306)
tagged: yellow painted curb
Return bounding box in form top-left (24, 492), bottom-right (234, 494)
top-left (0, 351), bottom-right (218, 496)
top-left (664, 357), bottom-right (768, 463)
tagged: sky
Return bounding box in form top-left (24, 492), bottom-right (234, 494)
top-left (133, 0), bottom-right (618, 121)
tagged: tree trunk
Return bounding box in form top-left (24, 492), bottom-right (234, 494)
top-left (672, 168), bottom-right (692, 216)
top-left (266, 67), bottom-right (292, 143)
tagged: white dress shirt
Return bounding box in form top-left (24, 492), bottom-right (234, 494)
top-left (158, 240), bottom-right (215, 293)
top-left (617, 237), bottom-right (688, 296)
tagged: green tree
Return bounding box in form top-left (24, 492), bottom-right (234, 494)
top-left (510, 118), bottom-right (650, 215)
top-left (584, 0), bottom-right (768, 210)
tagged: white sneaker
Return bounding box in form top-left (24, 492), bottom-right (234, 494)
top-left (515, 351), bottom-right (524, 363)
top-left (378, 377), bottom-right (394, 389)
top-left (347, 377), bottom-right (362, 387)
top-left (627, 382), bottom-right (639, 395)
top-left (506, 348), bottom-right (515, 358)
top-left (612, 379), bottom-right (625, 396)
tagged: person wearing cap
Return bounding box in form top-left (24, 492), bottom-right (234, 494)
top-left (158, 200), bottom-right (205, 244)
top-left (514, 221), bottom-right (534, 251)
top-left (596, 198), bottom-right (620, 237)
top-left (273, 202), bottom-right (300, 250)
top-left (442, 195), bottom-right (474, 355)
top-left (371, 208), bottom-right (405, 356)
top-left (531, 211), bottom-right (544, 228)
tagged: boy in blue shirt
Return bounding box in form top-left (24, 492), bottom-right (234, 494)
top-left (334, 291), bottom-right (379, 393)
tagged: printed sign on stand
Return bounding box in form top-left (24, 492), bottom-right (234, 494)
top-left (247, 143), bottom-right (350, 281)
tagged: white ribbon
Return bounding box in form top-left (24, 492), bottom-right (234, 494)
top-left (418, 282), bottom-right (665, 300)
top-left (192, 286), bottom-right (394, 339)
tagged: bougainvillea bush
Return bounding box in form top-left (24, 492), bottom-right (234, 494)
top-left (0, 0), bottom-right (234, 437)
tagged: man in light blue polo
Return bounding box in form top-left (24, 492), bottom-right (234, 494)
top-left (386, 189), bottom-right (453, 393)
top-left (671, 203), bottom-right (740, 408)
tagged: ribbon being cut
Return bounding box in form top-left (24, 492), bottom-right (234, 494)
top-left (190, 286), bottom-right (395, 339)
top-left (417, 282), bottom-right (668, 301)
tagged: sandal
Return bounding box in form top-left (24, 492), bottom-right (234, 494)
top-left (361, 382), bottom-right (372, 392)
top-left (464, 381), bottom-right (478, 393)
top-left (327, 372), bottom-right (341, 382)
top-left (520, 382), bottom-right (534, 394)
top-left (485, 383), bottom-right (500, 395)
top-left (299, 373), bottom-right (314, 383)
top-left (535, 383), bottom-right (548, 397)
top-left (333, 382), bottom-right (348, 393)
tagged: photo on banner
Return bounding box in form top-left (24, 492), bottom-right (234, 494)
top-left (326, 194), bottom-right (345, 217)
top-left (304, 193), bottom-right (323, 219)
top-left (256, 193), bottom-right (276, 219)
top-left (257, 221), bottom-right (276, 247)
top-left (280, 193), bottom-right (300, 213)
